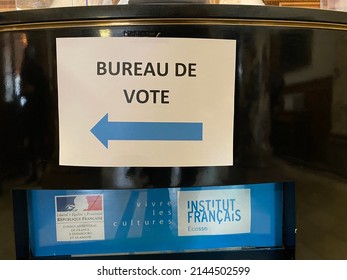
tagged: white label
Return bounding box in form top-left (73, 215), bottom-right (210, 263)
top-left (55, 195), bottom-right (105, 242)
top-left (177, 189), bottom-right (251, 236)
top-left (57, 37), bottom-right (236, 167)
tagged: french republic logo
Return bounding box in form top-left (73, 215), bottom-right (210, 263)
top-left (55, 194), bottom-right (105, 242)
top-left (56, 195), bottom-right (103, 212)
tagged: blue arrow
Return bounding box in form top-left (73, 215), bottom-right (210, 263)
top-left (91, 113), bottom-right (203, 148)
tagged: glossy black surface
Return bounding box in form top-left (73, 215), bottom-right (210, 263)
top-left (0, 5), bottom-right (346, 259)
top-left (1, 5), bottom-right (346, 190)
top-left (0, 4), bottom-right (347, 25)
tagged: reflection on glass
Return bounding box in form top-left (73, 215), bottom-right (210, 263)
top-left (16, 0), bottom-right (115, 9)
top-left (99, 29), bottom-right (112, 37)
top-left (16, 0), bottom-right (73, 9)
top-left (321, 0), bottom-right (347, 11)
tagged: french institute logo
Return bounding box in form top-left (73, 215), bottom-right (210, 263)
top-left (177, 188), bottom-right (251, 236)
top-left (55, 194), bottom-right (105, 242)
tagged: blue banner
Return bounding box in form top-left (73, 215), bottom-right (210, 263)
top-left (28, 183), bottom-right (283, 257)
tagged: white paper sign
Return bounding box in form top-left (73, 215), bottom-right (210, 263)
top-left (177, 188), bottom-right (251, 236)
top-left (57, 37), bottom-right (236, 167)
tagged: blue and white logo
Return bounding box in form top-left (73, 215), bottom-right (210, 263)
top-left (177, 188), bottom-right (251, 236)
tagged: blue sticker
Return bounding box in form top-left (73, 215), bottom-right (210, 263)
top-left (28, 183), bottom-right (283, 257)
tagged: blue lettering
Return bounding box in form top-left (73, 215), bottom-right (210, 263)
top-left (205, 200), bottom-right (212, 211)
top-left (199, 200), bottom-right (205, 211)
top-left (191, 201), bottom-right (199, 212)
top-left (186, 198), bottom-right (242, 224)
top-left (216, 199), bottom-right (222, 211)
top-left (217, 210), bottom-right (223, 224)
top-left (188, 211), bottom-right (193, 223)
top-left (230, 199), bottom-right (236, 211)
top-left (224, 210), bottom-right (231, 222)
top-left (201, 211), bottom-right (208, 222)
top-left (208, 209), bottom-right (216, 222)
top-left (222, 199), bottom-right (229, 211)
top-left (194, 210), bottom-right (201, 222)
top-left (235, 209), bottom-right (241, 221)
